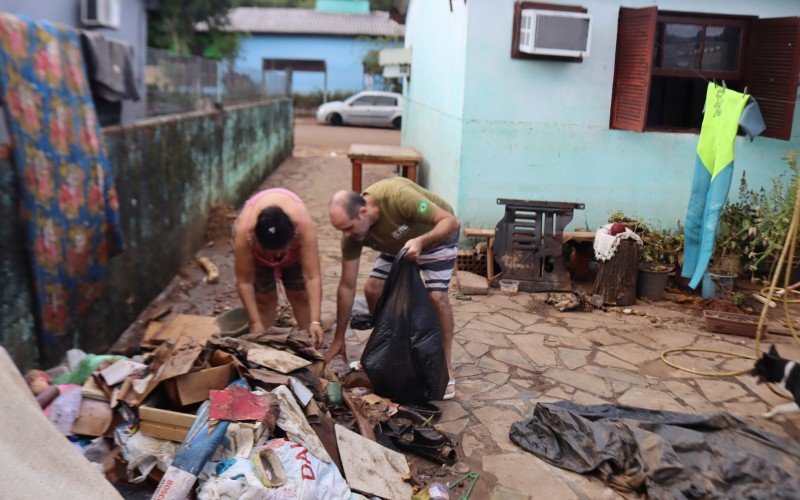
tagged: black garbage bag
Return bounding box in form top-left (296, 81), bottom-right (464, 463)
top-left (509, 401), bottom-right (800, 499)
top-left (360, 251), bottom-right (448, 403)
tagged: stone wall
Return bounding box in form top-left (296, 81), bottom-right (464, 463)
top-left (0, 99), bottom-right (293, 369)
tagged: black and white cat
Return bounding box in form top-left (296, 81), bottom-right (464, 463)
top-left (749, 345), bottom-right (800, 418)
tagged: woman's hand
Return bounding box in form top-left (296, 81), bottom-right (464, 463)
top-left (309, 321), bottom-right (325, 349)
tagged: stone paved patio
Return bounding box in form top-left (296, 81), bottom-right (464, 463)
top-left (126, 122), bottom-right (800, 498)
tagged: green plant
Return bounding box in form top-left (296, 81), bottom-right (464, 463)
top-left (641, 226), bottom-right (683, 272)
top-left (608, 212), bottom-right (683, 272)
top-left (714, 175), bottom-right (757, 272)
top-left (292, 90), bottom-right (358, 110)
top-left (734, 150), bottom-right (799, 273)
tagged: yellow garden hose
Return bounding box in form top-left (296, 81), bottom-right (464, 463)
top-left (661, 162), bottom-right (800, 401)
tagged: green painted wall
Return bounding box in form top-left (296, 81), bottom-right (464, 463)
top-left (0, 99), bottom-right (293, 369)
top-left (316, 0), bottom-right (370, 14)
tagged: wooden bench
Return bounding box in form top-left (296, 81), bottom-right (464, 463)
top-left (347, 143), bottom-right (422, 192)
top-left (464, 228), bottom-right (596, 281)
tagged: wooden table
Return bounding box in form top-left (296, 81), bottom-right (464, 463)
top-left (347, 144), bottom-right (422, 192)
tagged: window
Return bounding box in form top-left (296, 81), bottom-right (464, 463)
top-left (351, 96), bottom-right (375, 106)
top-left (610, 7), bottom-right (800, 140)
top-left (374, 96), bottom-right (397, 106)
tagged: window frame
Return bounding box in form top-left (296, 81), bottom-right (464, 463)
top-left (652, 15), bottom-right (750, 80)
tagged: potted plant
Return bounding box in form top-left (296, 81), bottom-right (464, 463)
top-left (741, 150), bottom-right (800, 281)
top-left (703, 186), bottom-right (754, 298)
top-left (638, 225), bottom-right (683, 300)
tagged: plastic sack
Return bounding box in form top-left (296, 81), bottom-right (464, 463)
top-left (53, 354), bottom-right (125, 385)
top-left (197, 439), bottom-right (351, 500)
top-left (114, 422), bottom-right (179, 483)
top-left (360, 251), bottom-right (448, 403)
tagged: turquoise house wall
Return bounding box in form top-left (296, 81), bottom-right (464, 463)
top-left (401, 0), bottom-right (469, 207)
top-left (316, 0), bottom-right (370, 14)
top-left (403, 0), bottom-right (800, 232)
top-left (238, 35), bottom-right (400, 94)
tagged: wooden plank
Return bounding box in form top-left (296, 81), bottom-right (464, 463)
top-left (146, 314), bottom-right (218, 347)
top-left (139, 406), bottom-right (197, 428)
top-left (562, 231), bottom-right (596, 243)
top-left (139, 421), bottom-right (189, 442)
top-left (347, 143), bottom-right (421, 163)
top-left (335, 424), bottom-right (413, 499)
top-left (247, 346), bottom-right (311, 374)
top-left (464, 228), bottom-right (495, 237)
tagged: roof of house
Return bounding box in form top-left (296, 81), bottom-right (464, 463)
top-left (209, 8), bottom-right (404, 37)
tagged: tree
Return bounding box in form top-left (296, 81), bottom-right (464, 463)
top-left (148, 0), bottom-right (240, 60)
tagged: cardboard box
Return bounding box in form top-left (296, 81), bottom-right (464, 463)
top-left (139, 405), bottom-right (197, 442)
top-left (164, 351), bottom-right (237, 407)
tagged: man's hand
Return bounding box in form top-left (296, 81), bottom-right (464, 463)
top-left (403, 237), bottom-right (424, 261)
top-left (324, 336), bottom-right (349, 365)
top-left (250, 321), bottom-right (266, 335)
top-left (309, 322), bottom-right (325, 349)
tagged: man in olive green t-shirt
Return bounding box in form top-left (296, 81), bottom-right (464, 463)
top-left (326, 177), bottom-right (461, 400)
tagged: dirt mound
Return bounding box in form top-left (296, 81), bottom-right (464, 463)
top-left (206, 204), bottom-right (238, 243)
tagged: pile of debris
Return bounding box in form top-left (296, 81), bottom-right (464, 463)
top-left (24, 310), bottom-right (468, 499)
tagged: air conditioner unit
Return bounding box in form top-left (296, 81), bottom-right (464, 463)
top-left (519, 9), bottom-right (592, 58)
top-left (383, 64), bottom-right (410, 79)
top-left (81, 0), bottom-right (121, 29)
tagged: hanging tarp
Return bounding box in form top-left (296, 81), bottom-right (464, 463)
top-left (510, 402), bottom-right (800, 498)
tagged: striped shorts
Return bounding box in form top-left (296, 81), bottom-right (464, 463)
top-left (369, 244), bottom-right (457, 291)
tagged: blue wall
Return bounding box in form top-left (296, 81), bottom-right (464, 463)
top-left (403, 0), bottom-right (800, 232)
top-left (401, 0), bottom-right (468, 206)
top-left (238, 34), bottom-right (400, 94)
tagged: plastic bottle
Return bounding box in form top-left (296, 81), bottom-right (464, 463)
top-left (428, 483), bottom-right (450, 500)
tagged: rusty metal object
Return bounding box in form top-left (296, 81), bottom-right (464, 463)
top-left (491, 199), bottom-right (584, 292)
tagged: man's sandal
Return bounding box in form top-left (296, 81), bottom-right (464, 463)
top-left (443, 378), bottom-right (456, 400)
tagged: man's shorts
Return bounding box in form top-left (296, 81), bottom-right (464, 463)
top-left (368, 244), bottom-right (457, 291)
top-left (254, 260), bottom-right (306, 294)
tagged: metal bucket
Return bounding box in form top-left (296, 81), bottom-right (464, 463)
top-left (215, 307), bottom-right (250, 337)
top-left (637, 269), bottom-right (670, 300)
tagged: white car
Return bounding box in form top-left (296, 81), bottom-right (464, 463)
top-left (316, 91), bottom-right (403, 129)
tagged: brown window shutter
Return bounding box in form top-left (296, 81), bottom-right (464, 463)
top-left (610, 6), bottom-right (657, 132)
top-left (747, 17), bottom-right (800, 141)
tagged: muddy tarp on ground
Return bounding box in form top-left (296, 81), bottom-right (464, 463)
top-left (509, 401), bottom-right (800, 499)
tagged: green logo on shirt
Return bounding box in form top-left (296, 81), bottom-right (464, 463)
top-left (417, 200), bottom-right (429, 215)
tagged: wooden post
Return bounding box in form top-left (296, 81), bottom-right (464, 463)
top-left (487, 235), bottom-right (495, 280)
top-left (351, 160), bottom-right (363, 192)
top-left (406, 163), bottom-right (417, 183)
top-left (592, 239), bottom-right (639, 306)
